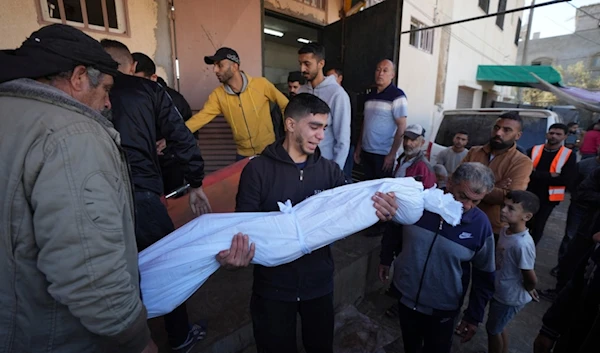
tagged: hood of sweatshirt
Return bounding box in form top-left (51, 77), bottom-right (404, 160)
top-left (223, 71), bottom-right (249, 95)
top-left (261, 138), bottom-right (323, 168)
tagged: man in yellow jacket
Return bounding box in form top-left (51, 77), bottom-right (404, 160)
top-left (186, 47), bottom-right (289, 159)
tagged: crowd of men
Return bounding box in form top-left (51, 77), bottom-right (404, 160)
top-left (1, 23), bottom-right (600, 353)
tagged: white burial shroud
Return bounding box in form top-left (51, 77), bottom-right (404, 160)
top-left (139, 177), bottom-right (463, 319)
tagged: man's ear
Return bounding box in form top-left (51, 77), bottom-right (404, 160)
top-left (150, 74), bottom-right (158, 82)
top-left (69, 65), bottom-right (88, 92)
top-left (285, 117), bottom-right (296, 132)
top-left (523, 211), bottom-right (533, 222)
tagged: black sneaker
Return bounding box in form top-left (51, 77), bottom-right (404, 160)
top-left (171, 322), bottom-right (207, 353)
top-left (538, 289), bottom-right (558, 302)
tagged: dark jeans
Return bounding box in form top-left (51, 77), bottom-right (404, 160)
top-left (527, 202), bottom-right (556, 245)
top-left (397, 302), bottom-right (455, 353)
top-left (361, 151), bottom-right (393, 181)
top-left (134, 191), bottom-right (190, 347)
top-left (558, 202), bottom-right (587, 264)
top-left (343, 145), bottom-right (355, 181)
top-left (251, 292), bottom-right (334, 353)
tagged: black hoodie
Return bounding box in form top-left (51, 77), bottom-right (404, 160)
top-left (236, 139), bottom-right (346, 301)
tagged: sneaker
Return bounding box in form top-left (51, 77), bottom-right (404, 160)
top-left (171, 322), bottom-right (207, 353)
top-left (538, 289), bottom-right (558, 302)
top-left (550, 267), bottom-right (559, 277)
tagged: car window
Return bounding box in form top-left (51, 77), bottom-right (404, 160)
top-left (435, 114), bottom-right (548, 151)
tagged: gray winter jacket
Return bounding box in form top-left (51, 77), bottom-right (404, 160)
top-left (0, 79), bottom-right (150, 353)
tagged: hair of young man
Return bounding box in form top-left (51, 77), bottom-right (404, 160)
top-left (328, 67), bottom-right (343, 76)
top-left (549, 123), bottom-right (568, 135)
top-left (499, 111), bottom-right (523, 131)
top-left (287, 71), bottom-right (306, 85)
top-left (456, 130), bottom-right (469, 137)
top-left (506, 190), bottom-right (540, 215)
top-left (100, 39), bottom-right (133, 64)
top-left (451, 162), bottom-right (495, 195)
top-left (284, 93), bottom-right (330, 122)
top-left (298, 42), bottom-right (326, 61)
top-left (567, 122), bottom-right (578, 128)
top-left (131, 52), bottom-right (156, 77)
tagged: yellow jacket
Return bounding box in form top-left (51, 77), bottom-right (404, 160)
top-left (186, 73), bottom-right (289, 157)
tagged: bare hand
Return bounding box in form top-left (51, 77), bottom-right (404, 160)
top-left (593, 231), bottom-right (600, 243)
top-left (382, 153), bottom-right (395, 172)
top-left (141, 339), bottom-right (158, 353)
top-left (455, 320), bottom-right (478, 343)
top-left (354, 147), bottom-right (362, 164)
top-left (373, 192), bottom-right (398, 222)
top-left (533, 334), bottom-right (555, 353)
top-left (156, 138), bottom-right (167, 155)
top-left (529, 289), bottom-right (540, 302)
top-left (216, 233), bottom-right (255, 270)
top-left (496, 178), bottom-right (512, 189)
top-left (189, 186), bottom-right (212, 216)
top-left (379, 264), bottom-right (390, 283)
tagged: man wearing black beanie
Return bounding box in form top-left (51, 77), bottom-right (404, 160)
top-left (0, 24), bottom-right (157, 353)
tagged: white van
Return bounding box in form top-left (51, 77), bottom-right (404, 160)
top-left (426, 108), bottom-right (562, 163)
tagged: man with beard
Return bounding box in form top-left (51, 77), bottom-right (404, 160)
top-left (0, 24), bottom-right (156, 353)
top-left (287, 71), bottom-right (305, 98)
top-left (436, 130), bottom-right (469, 174)
top-left (185, 47), bottom-right (289, 160)
top-left (526, 124), bottom-right (576, 245)
top-left (298, 43), bottom-right (351, 169)
top-left (462, 112), bottom-right (533, 238)
top-left (392, 124), bottom-right (436, 188)
top-left (235, 93), bottom-right (399, 353)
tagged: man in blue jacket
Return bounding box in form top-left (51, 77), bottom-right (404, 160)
top-left (380, 162), bottom-right (496, 353)
top-left (235, 93), bottom-right (398, 353)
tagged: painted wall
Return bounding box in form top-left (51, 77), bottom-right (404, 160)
top-left (0, 0), bottom-right (173, 85)
top-left (397, 0), bottom-right (441, 134)
top-left (265, 0), bottom-right (342, 25)
top-left (264, 40), bottom-right (301, 90)
top-left (173, 0), bottom-right (262, 110)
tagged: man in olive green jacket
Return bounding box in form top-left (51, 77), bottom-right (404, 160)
top-left (0, 25), bottom-right (156, 353)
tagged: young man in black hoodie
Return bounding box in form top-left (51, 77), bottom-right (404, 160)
top-left (236, 93), bottom-right (398, 353)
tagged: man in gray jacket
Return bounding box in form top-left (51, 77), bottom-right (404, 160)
top-left (0, 25), bottom-right (156, 353)
top-left (298, 42), bottom-right (351, 169)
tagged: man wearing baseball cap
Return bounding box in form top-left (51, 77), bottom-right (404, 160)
top-left (186, 47), bottom-right (289, 160)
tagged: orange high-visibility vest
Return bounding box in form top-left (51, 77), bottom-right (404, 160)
top-left (530, 145), bottom-right (573, 202)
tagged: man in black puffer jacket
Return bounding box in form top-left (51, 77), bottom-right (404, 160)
top-left (235, 93), bottom-right (398, 353)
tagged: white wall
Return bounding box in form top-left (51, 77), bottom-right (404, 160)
top-left (264, 40), bottom-right (301, 89)
top-left (397, 0), bottom-right (441, 135)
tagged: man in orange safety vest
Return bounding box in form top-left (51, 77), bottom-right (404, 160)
top-left (526, 123), bottom-right (577, 245)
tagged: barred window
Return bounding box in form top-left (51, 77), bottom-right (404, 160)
top-left (409, 18), bottom-right (434, 54)
top-left (38, 0), bottom-right (128, 35)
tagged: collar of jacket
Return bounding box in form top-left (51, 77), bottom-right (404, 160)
top-left (223, 71), bottom-right (250, 95)
top-left (0, 78), bottom-right (121, 143)
top-left (481, 142), bottom-right (518, 157)
top-left (262, 138), bottom-right (323, 168)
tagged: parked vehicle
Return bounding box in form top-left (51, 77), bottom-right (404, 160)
top-left (426, 108), bottom-right (562, 163)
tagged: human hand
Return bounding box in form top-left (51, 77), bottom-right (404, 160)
top-left (216, 233), bottom-right (255, 270)
top-left (140, 339), bottom-right (158, 353)
top-left (533, 334), bottom-right (555, 353)
top-left (382, 153), bottom-right (395, 172)
top-left (372, 192), bottom-right (398, 222)
top-left (156, 138), bottom-right (167, 155)
top-left (378, 264), bottom-right (390, 283)
top-left (455, 320), bottom-right (478, 343)
top-left (189, 186), bottom-right (212, 216)
top-left (529, 289), bottom-right (540, 302)
top-left (354, 147), bottom-right (362, 164)
top-left (593, 231), bottom-right (600, 243)
top-left (496, 178), bottom-right (512, 189)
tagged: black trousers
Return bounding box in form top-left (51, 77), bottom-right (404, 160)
top-left (362, 151), bottom-right (393, 181)
top-left (397, 302), bottom-right (455, 353)
top-left (527, 202), bottom-right (556, 245)
top-left (250, 292), bottom-right (334, 353)
top-left (134, 191), bottom-right (189, 347)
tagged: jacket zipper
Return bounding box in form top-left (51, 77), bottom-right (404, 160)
top-left (413, 217), bottom-right (443, 310)
top-left (238, 95), bottom-right (256, 155)
top-left (300, 169), bottom-right (304, 181)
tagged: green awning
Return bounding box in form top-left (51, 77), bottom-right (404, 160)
top-left (476, 65), bottom-right (563, 87)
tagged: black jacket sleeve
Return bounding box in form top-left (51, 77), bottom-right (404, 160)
top-left (235, 161), bottom-right (263, 212)
top-left (154, 87), bottom-right (205, 188)
top-left (576, 168), bottom-right (600, 206)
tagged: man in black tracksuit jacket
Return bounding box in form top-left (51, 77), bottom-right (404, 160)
top-left (235, 93), bottom-right (398, 353)
top-left (103, 40), bottom-right (210, 353)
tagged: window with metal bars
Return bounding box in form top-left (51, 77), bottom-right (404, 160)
top-left (38, 0), bottom-right (128, 35)
top-left (409, 17), bottom-right (434, 54)
top-left (294, 0), bottom-right (326, 10)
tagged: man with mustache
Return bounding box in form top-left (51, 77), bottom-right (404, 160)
top-left (461, 112), bottom-right (533, 239)
top-left (185, 47), bottom-right (289, 160)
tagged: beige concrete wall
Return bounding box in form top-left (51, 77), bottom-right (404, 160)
top-left (265, 0), bottom-right (342, 25)
top-left (0, 0), bottom-right (171, 84)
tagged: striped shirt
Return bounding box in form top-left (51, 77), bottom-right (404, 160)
top-left (362, 83), bottom-right (408, 155)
